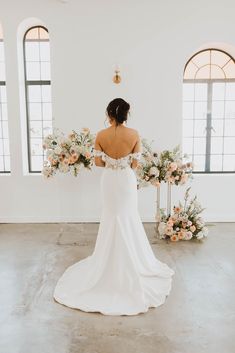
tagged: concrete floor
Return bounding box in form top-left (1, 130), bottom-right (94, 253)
top-left (0, 222), bottom-right (234, 353)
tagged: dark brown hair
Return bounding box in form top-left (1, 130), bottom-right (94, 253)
top-left (106, 98), bottom-right (130, 125)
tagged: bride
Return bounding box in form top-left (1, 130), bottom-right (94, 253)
top-left (53, 98), bottom-right (174, 316)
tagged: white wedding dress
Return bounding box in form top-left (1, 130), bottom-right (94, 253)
top-left (53, 150), bottom-right (174, 316)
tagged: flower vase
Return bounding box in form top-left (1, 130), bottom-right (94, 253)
top-left (167, 182), bottom-right (172, 216)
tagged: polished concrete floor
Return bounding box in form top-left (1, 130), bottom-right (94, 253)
top-left (0, 222), bottom-right (234, 353)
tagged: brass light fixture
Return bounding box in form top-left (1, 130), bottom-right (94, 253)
top-left (113, 66), bottom-right (121, 84)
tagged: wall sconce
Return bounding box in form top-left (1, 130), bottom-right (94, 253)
top-left (113, 65), bottom-right (121, 84)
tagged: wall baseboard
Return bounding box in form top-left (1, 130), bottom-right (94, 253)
top-left (0, 216), bottom-right (234, 223)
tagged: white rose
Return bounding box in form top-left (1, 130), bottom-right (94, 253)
top-left (54, 146), bottom-right (62, 155)
top-left (149, 166), bottom-right (159, 177)
top-left (196, 231), bottom-right (204, 239)
top-left (158, 222), bottom-right (166, 236)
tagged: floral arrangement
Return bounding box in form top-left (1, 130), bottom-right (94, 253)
top-left (136, 140), bottom-right (193, 188)
top-left (42, 128), bottom-right (95, 178)
top-left (158, 187), bottom-right (208, 241)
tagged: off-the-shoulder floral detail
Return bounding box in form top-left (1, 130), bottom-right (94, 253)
top-left (93, 149), bottom-right (141, 169)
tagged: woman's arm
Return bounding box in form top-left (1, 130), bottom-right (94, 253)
top-left (131, 132), bottom-right (141, 169)
top-left (94, 132), bottom-right (105, 167)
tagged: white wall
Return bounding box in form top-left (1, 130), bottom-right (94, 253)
top-left (0, 0), bottom-right (235, 223)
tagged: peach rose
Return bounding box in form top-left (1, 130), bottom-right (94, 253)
top-left (68, 132), bottom-right (76, 140)
top-left (174, 206), bottom-right (182, 214)
top-left (178, 231), bottom-right (185, 240)
top-left (167, 220), bottom-right (174, 227)
top-left (171, 234), bottom-right (179, 242)
top-left (190, 225), bottom-right (196, 233)
top-left (82, 127), bottom-right (90, 135)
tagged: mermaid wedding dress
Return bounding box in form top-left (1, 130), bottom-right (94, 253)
top-left (53, 150), bottom-right (174, 316)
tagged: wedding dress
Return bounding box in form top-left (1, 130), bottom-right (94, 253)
top-left (53, 150), bottom-right (174, 316)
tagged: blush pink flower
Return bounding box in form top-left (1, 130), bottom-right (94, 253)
top-left (169, 162), bottom-right (178, 171)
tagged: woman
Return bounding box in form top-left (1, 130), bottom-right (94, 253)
top-left (53, 98), bottom-right (174, 316)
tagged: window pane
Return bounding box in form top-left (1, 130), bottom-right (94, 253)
top-left (0, 86), bottom-right (7, 102)
top-left (183, 83), bottom-right (194, 101)
top-left (225, 101), bottom-right (235, 119)
top-left (195, 83), bottom-right (207, 101)
top-left (40, 62), bottom-right (51, 80)
top-left (194, 120), bottom-right (206, 136)
top-left (210, 155), bottom-right (223, 171)
top-left (223, 155), bottom-right (235, 171)
top-left (213, 83), bottom-right (225, 100)
top-left (31, 156), bottom-right (43, 171)
top-left (194, 137), bottom-right (206, 154)
top-left (3, 138), bottom-right (10, 155)
top-left (28, 85), bottom-right (41, 102)
top-left (193, 155), bottom-right (205, 171)
top-left (211, 66), bottom-right (225, 79)
top-left (184, 61), bottom-right (198, 80)
top-left (30, 121), bottom-right (42, 138)
top-left (224, 120), bottom-right (235, 136)
top-left (223, 61), bottom-right (235, 79)
top-left (224, 137), bottom-right (235, 154)
top-left (183, 120), bottom-right (194, 137)
top-left (39, 27), bottom-right (49, 40)
top-left (183, 102), bottom-right (194, 119)
top-left (39, 42), bottom-right (50, 61)
top-left (31, 138), bottom-right (43, 155)
top-left (183, 137), bottom-right (193, 155)
top-left (195, 65), bottom-right (210, 79)
top-left (41, 85), bottom-right (51, 102)
top-left (42, 120), bottom-right (52, 136)
top-left (192, 51), bottom-right (210, 67)
top-left (212, 101), bottom-right (224, 119)
top-left (42, 103), bottom-right (52, 120)
top-left (0, 62), bottom-right (6, 81)
top-left (0, 42), bottom-right (4, 61)
top-left (211, 50), bottom-right (230, 67)
top-left (211, 119), bottom-right (224, 137)
top-left (211, 137), bottom-right (223, 154)
top-left (1, 103), bottom-right (7, 120)
top-left (25, 27), bottom-right (39, 40)
top-left (226, 83), bottom-right (235, 100)
top-left (4, 155), bottom-right (10, 170)
top-left (25, 42), bottom-right (40, 61)
top-left (29, 103), bottom-right (42, 120)
top-left (195, 102), bottom-right (207, 119)
top-left (0, 156), bottom-right (3, 170)
top-left (26, 62), bottom-right (41, 80)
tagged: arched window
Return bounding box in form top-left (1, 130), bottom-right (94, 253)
top-left (0, 24), bottom-right (10, 173)
top-left (23, 26), bottom-right (52, 172)
top-left (183, 49), bottom-right (235, 172)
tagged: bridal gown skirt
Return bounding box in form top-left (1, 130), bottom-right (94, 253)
top-left (54, 167), bottom-right (174, 316)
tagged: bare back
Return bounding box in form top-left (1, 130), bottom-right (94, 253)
top-left (95, 125), bottom-right (140, 159)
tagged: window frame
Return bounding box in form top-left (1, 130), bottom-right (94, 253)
top-left (0, 30), bottom-right (10, 174)
top-left (23, 25), bottom-right (51, 173)
top-left (183, 48), bottom-right (235, 174)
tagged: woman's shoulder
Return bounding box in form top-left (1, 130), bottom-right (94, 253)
top-left (96, 126), bottom-right (139, 138)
